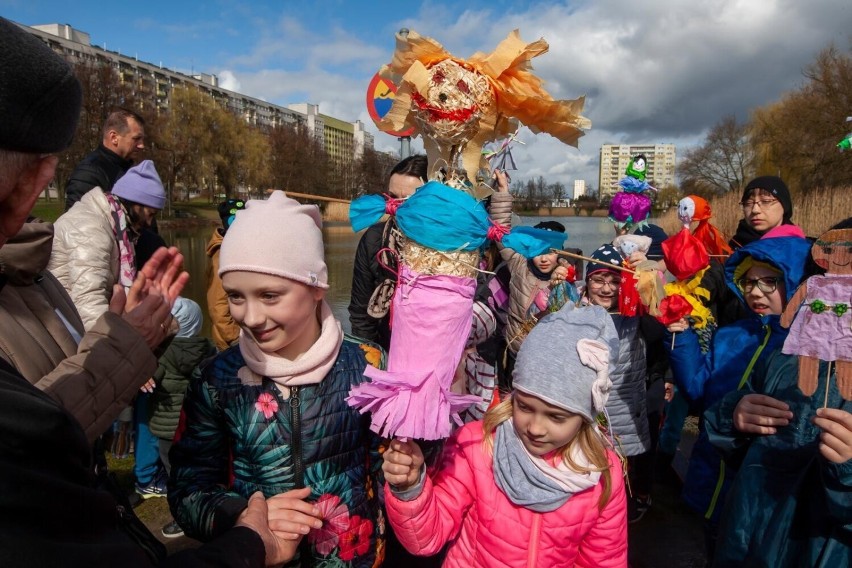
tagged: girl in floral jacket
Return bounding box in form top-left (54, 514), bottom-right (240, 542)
top-left (168, 191), bottom-right (385, 567)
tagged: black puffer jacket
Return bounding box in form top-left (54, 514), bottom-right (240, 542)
top-left (348, 220), bottom-right (395, 349)
top-left (64, 144), bottom-right (132, 210)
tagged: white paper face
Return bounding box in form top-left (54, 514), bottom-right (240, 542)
top-left (678, 197), bottom-right (696, 225)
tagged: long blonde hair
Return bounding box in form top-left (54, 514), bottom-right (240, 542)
top-left (482, 394), bottom-right (613, 510)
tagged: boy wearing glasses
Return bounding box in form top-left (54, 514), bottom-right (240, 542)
top-left (664, 232), bottom-right (812, 563)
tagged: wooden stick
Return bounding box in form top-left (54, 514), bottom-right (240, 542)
top-left (824, 360), bottom-right (833, 409)
top-left (551, 248), bottom-right (638, 275)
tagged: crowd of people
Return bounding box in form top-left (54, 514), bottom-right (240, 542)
top-left (1, 14), bottom-right (850, 568)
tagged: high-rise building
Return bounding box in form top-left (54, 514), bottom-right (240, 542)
top-left (599, 144), bottom-right (676, 198)
top-left (16, 21), bottom-right (374, 163)
top-left (573, 179), bottom-right (586, 200)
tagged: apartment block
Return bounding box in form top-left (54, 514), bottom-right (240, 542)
top-left (17, 21), bottom-right (374, 163)
top-left (599, 144), bottom-right (676, 199)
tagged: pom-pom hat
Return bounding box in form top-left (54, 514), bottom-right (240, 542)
top-left (513, 303), bottom-right (618, 421)
top-left (219, 191), bottom-right (328, 289)
top-left (111, 160), bottom-right (166, 209)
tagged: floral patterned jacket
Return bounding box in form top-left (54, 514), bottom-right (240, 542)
top-left (168, 337), bottom-right (386, 568)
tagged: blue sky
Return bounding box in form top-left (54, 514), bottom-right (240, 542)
top-left (3, 0), bottom-right (851, 188)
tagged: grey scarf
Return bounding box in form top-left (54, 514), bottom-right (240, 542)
top-left (492, 420), bottom-right (599, 513)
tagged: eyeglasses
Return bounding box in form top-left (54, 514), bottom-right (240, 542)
top-left (588, 276), bottom-right (622, 289)
top-left (737, 276), bottom-right (779, 294)
top-left (740, 198), bottom-right (779, 210)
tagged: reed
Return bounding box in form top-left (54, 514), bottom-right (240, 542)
top-left (656, 186), bottom-right (851, 238)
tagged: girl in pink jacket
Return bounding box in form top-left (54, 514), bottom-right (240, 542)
top-left (383, 304), bottom-right (628, 567)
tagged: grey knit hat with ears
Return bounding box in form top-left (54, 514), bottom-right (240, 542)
top-left (513, 303), bottom-right (618, 422)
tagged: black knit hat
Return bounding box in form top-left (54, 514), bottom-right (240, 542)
top-left (742, 176), bottom-right (793, 222)
top-left (634, 223), bottom-right (668, 259)
top-left (534, 220), bottom-right (566, 233)
top-left (0, 18), bottom-right (82, 153)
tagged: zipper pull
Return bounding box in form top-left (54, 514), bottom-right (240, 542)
top-left (290, 386), bottom-right (300, 408)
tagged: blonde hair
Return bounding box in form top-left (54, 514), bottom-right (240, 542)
top-left (482, 395), bottom-right (613, 510)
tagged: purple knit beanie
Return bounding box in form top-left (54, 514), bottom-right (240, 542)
top-left (112, 160), bottom-right (166, 209)
top-left (218, 191), bottom-right (328, 289)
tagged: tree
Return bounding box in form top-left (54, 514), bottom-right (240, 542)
top-left (155, 85), bottom-right (219, 201)
top-left (655, 184), bottom-right (681, 210)
top-left (678, 115), bottom-right (756, 195)
top-left (268, 123), bottom-right (329, 196)
top-left (751, 46), bottom-right (852, 192)
top-left (55, 58), bottom-right (141, 201)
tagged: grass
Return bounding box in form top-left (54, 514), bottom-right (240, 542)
top-left (29, 198), bottom-right (221, 223)
top-left (656, 186), bottom-right (850, 238)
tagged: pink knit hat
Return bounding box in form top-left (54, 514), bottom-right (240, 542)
top-left (218, 191), bottom-right (328, 289)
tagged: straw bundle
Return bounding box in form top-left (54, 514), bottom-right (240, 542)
top-left (401, 240), bottom-right (479, 278)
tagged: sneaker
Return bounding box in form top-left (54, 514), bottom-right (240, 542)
top-left (628, 495), bottom-right (652, 524)
top-left (161, 520), bottom-right (184, 539)
top-left (135, 475), bottom-right (167, 499)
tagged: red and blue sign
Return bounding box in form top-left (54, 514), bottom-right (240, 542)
top-left (366, 72), bottom-right (415, 138)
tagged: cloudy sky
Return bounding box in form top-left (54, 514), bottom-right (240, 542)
top-left (3, 0), bottom-right (850, 188)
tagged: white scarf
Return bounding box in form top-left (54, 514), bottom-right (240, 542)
top-left (237, 300), bottom-right (343, 397)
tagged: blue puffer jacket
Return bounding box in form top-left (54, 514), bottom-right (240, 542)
top-left (168, 337), bottom-right (385, 568)
top-left (664, 235), bottom-right (811, 521)
top-left (705, 353), bottom-right (852, 567)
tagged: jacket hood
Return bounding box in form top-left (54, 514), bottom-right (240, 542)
top-left (0, 220), bottom-right (54, 285)
top-left (724, 235), bottom-right (811, 306)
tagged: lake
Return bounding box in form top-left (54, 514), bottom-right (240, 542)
top-left (159, 215), bottom-right (627, 338)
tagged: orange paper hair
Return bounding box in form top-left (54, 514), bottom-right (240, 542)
top-left (688, 195), bottom-right (732, 258)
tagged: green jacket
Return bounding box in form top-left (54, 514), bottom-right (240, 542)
top-left (149, 336), bottom-right (216, 440)
top-left (705, 352), bottom-right (852, 567)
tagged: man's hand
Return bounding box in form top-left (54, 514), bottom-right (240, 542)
top-left (813, 408), bottom-right (852, 464)
top-left (733, 394), bottom-right (793, 435)
top-left (382, 438), bottom-right (425, 491)
top-left (265, 487), bottom-right (323, 540)
top-left (236, 492), bottom-right (303, 567)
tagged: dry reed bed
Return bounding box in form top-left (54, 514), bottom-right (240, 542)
top-left (656, 186), bottom-right (851, 239)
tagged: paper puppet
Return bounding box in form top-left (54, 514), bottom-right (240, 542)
top-left (682, 195), bottom-right (732, 260)
top-left (781, 228), bottom-right (852, 400)
top-left (659, 198), bottom-right (713, 329)
top-left (613, 234), bottom-right (665, 317)
top-left (608, 154), bottom-right (657, 230)
top-left (837, 116), bottom-right (852, 151)
top-left (347, 183), bottom-right (565, 439)
top-left (374, 29), bottom-right (590, 191)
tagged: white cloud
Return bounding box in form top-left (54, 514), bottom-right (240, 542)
top-left (215, 0), bottom-right (852, 187)
top-left (218, 70), bottom-right (242, 92)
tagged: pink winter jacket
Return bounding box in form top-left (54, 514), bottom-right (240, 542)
top-left (385, 422), bottom-right (628, 567)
